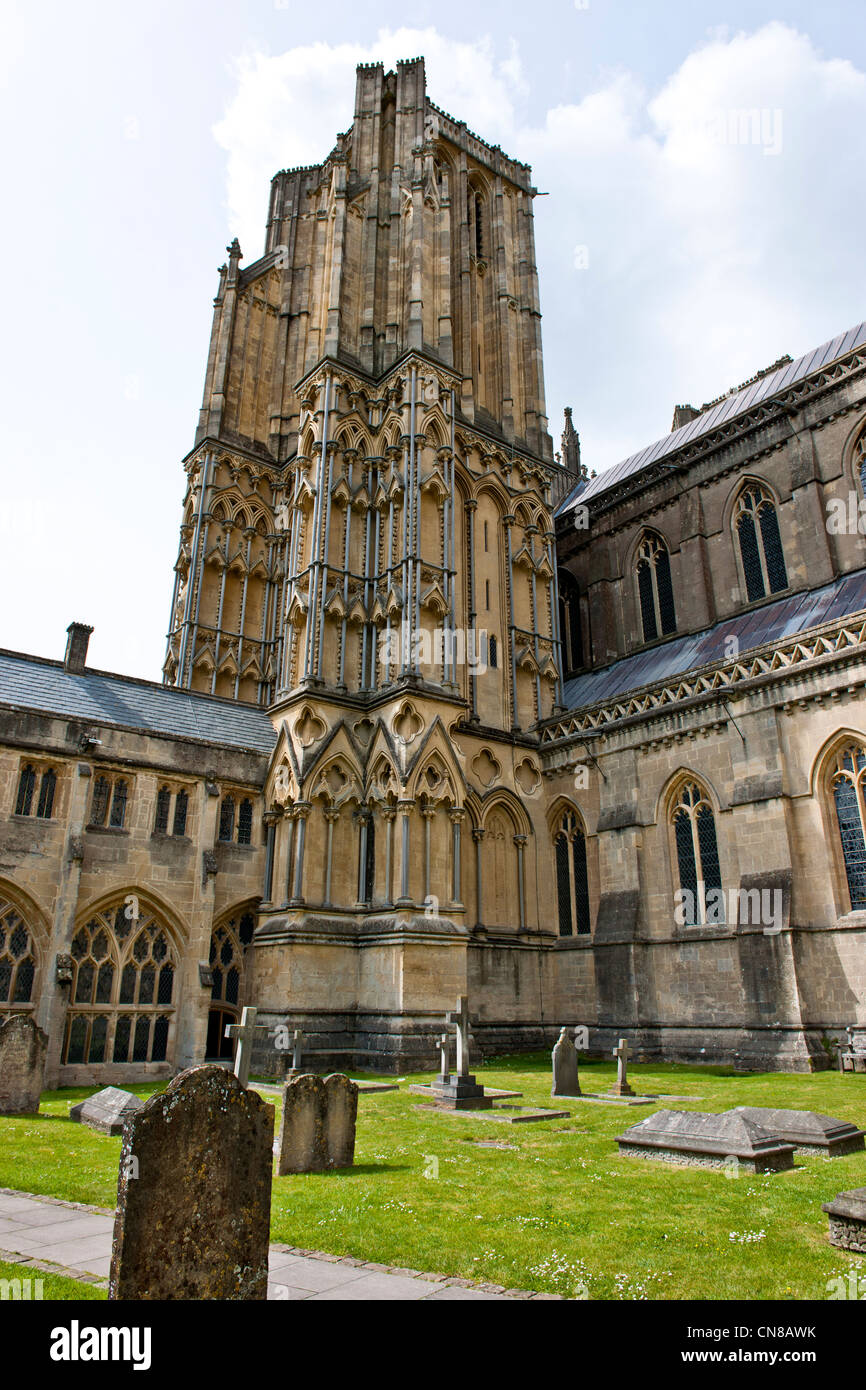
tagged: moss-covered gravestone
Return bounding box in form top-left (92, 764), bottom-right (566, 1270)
top-left (108, 1065), bottom-right (274, 1300)
top-left (0, 1015), bottom-right (48, 1115)
top-left (276, 1073), bottom-right (359, 1175)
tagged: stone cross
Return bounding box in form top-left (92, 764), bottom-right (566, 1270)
top-left (437, 1031), bottom-right (451, 1081)
top-left (291, 1028), bottom-right (305, 1072)
top-left (611, 1036), bottom-right (635, 1097)
top-left (446, 996), bottom-right (472, 1078)
top-left (225, 1006), bottom-right (258, 1088)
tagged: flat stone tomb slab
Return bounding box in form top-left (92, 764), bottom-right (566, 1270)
top-left (730, 1107), bottom-right (865, 1157)
top-left (409, 1085), bottom-right (521, 1102)
top-left (616, 1109), bottom-right (796, 1172)
top-left (415, 1104), bottom-right (569, 1125)
top-left (823, 1188), bottom-right (866, 1251)
top-left (351, 1081), bottom-right (400, 1094)
top-left (69, 1087), bottom-right (143, 1136)
top-left (573, 1094), bottom-right (657, 1107)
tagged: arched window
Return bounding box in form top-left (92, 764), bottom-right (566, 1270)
top-left (0, 900), bottom-right (36, 1006)
top-left (854, 426), bottom-right (866, 498)
top-left (62, 900), bottom-right (177, 1067)
top-left (206, 911), bottom-right (255, 1059)
top-left (468, 187), bottom-right (484, 258)
top-left (36, 769), bottom-right (56, 819)
top-left (237, 798), bottom-right (254, 845)
top-left (173, 789), bottom-right (188, 837)
top-left (671, 781), bottom-right (724, 925)
top-left (89, 775), bottom-right (129, 829)
top-left (218, 796), bottom-right (235, 842)
top-left (358, 812), bottom-right (375, 905)
top-left (15, 765), bottom-right (36, 816)
top-left (154, 786), bottom-right (171, 834)
top-left (553, 810), bottom-right (591, 936)
top-left (558, 570), bottom-right (583, 673)
top-left (636, 534), bottom-right (676, 643)
top-left (734, 484), bottom-right (787, 602)
top-left (830, 742), bottom-right (866, 910)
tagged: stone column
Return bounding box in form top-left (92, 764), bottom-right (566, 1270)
top-left (38, 762), bottom-right (92, 1087)
top-left (473, 827), bottom-right (485, 928)
top-left (323, 807), bottom-right (339, 906)
top-left (395, 800), bottom-right (414, 907)
top-left (290, 803), bottom-right (312, 905)
top-left (421, 805), bottom-right (435, 903)
top-left (381, 806), bottom-right (396, 906)
top-left (514, 834), bottom-right (528, 932)
top-left (449, 808), bottom-right (464, 908)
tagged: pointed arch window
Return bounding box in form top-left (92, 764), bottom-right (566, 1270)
top-left (154, 786), bottom-right (171, 834)
top-left (173, 789), bottom-right (188, 837)
top-left (62, 901), bottom-right (177, 1067)
top-left (218, 796), bottom-right (235, 842)
top-left (830, 743), bottom-right (866, 910)
top-left (636, 534), bottom-right (676, 643)
top-left (15, 764), bottom-right (36, 816)
top-left (553, 810), bottom-right (591, 936)
top-left (0, 900), bottom-right (36, 1006)
top-left (671, 781), bottom-right (724, 925)
top-left (468, 187), bottom-right (485, 258)
top-left (855, 426), bottom-right (866, 498)
top-left (734, 484), bottom-right (787, 602)
top-left (558, 570), bottom-right (583, 673)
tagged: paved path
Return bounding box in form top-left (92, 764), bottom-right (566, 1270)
top-left (0, 1190), bottom-right (553, 1301)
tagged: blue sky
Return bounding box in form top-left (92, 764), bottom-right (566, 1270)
top-left (2, 0), bottom-right (864, 679)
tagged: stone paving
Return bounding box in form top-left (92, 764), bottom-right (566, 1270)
top-left (0, 1189), bottom-right (560, 1300)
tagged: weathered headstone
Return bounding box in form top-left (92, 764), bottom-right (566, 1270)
top-left (823, 1188), bottom-right (866, 1251)
top-left (276, 1073), bottom-right (359, 1175)
top-left (70, 1087), bottom-right (142, 1136)
top-left (430, 996), bottom-right (491, 1110)
top-left (616, 1108), bottom-right (795, 1173)
top-left (437, 1031), bottom-right (451, 1083)
top-left (225, 1005), bottom-right (257, 1087)
top-left (0, 1015), bottom-right (48, 1115)
top-left (552, 1026), bottom-right (581, 1098)
top-left (730, 1107), bottom-right (865, 1158)
top-left (109, 1065), bottom-right (274, 1300)
top-left (611, 1037), bottom-right (635, 1097)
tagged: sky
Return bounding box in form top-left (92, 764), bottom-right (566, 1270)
top-left (1, 0), bottom-right (864, 680)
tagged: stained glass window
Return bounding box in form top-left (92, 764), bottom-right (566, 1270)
top-left (0, 901), bottom-right (36, 1006)
top-left (553, 810), bottom-right (591, 936)
top-left (735, 484), bottom-right (788, 602)
top-left (671, 781), bottom-right (724, 926)
top-left (832, 743), bottom-right (866, 910)
top-left (636, 534), bottom-right (676, 643)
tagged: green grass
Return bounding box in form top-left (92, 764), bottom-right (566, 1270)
top-left (2, 1060), bottom-right (865, 1299)
top-left (0, 1257), bottom-right (105, 1300)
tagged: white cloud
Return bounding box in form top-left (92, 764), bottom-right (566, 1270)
top-left (214, 22), bottom-right (866, 476)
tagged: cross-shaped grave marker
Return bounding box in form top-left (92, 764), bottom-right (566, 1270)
top-left (437, 1031), bottom-right (451, 1082)
top-left (225, 1006), bottom-right (258, 1088)
top-left (446, 995), bottom-right (473, 1078)
top-left (611, 1036), bottom-right (635, 1097)
top-left (291, 1028), bottom-right (305, 1073)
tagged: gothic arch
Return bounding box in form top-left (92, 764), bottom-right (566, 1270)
top-left (73, 885), bottom-right (189, 955)
top-left (722, 474), bottom-right (783, 533)
top-left (843, 415), bottom-right (866, 495)
top-left (478, 788), bottom-right (531, 837)
top-left (0, 878), bottom-right (50, 1014)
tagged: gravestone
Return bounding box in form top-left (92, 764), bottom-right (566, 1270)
top-left (69, 1087), bottom-right (142, 1136)
top-left (822, 1188), bottom-right (866, 1251)
top-left (611, 1038), bottom-right (635, 1097)
top-left (430, 996), bottom-right (491, 1110)
top-left (437, 1031), bottom-right (451, 1083)
top-left (616, 1108), bottom-right (795, 1173)
top-left (108, 1065), bottom-right (274, 1300)
top-left (0, 1015), bottom-right (48, 1115)
top-left (225, 1005), bottom-right (257, 1087)
top-left (730, 1107), bottom-right (865, 1158)
top-left (552, 1027), bottom-right (581, 1098)
top-left (276, 1073), bottom-right (359, 1175)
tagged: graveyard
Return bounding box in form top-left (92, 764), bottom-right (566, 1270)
top-left (1, 1051), bottom-right (865, 1301)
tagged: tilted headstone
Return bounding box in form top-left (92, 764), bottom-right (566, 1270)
top-left (276, 1073), bottom-right (359, 1175)
top-left (552, 1026), bottom-right (581, 1097)
top-left (730, 1107), bottom-right (865, 1158)
top-left (823, 1188), bottom-right (866, 1251)
top-left (224, 1005), bottom-right (257, 1087)
top-left (70, 1087), bottom-right (143, 1136)
top-left (109, 1065), bottom-right (274, 1300)
top-left (0, 1015), bottom-right (48, 1115)
top-left (616, 1108), bottom-right (795, 1173)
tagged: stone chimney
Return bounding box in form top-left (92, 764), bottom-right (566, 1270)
top-left (672, 404), bottom-right (701, 431)
top-left (64, 622), bottom-right (93, 673)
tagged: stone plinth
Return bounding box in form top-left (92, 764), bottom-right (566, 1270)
top-left (731, 1107), bottom-right (865, 1157)
top-left (823, 1188), bottom-right (866, 1251)
top-left (616, 1108), bottom-right (796, 1173)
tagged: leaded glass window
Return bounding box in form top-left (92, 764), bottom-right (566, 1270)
top-left (237, 798), bottom-right (253, 845)
top-left (553, 810), bottom-right (591, 936)
top-left (36, 769), bottom-right (56, 819)
top-left (207, 913), bottom-right (256, 1050)
top-left (734, 484), bottom-right (788, 602)
top-left (671, 781), bottom-right (724, 925)
top-left (855, 427), bottom-right (866, 498)
top-left (173, 789), bottom-right (188, 837)
top-left (62, 900), bottom-right (177, 1067)
top-left (90, 775), bottom-right (129, 829)
top-left (636, 534), bottom-right (677, 643)
top-left (0, 901), bottom-right (36, 1006)
top-left (831, 743), bottom-right (866, 910)
top-left (154, 786), bottom-right (171, 834)
top-left (15, 765), bottom-right (36, 816)
top-left (219, 796), bottom-right (235, 842)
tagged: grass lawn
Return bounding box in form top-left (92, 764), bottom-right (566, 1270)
top-left (1, 1057), bottom-right (865, 1299)
top-left (0, 1257), bottom-right (105, 1301)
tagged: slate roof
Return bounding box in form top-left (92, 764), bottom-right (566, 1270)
top-left (0, 651), bottom-right (277, 755)
top-left (562, 567), bottom-right (866, 711)
top-left (557, 321), bottom-right (866, 516)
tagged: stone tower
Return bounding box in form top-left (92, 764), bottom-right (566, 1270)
top-left (163, 58), bottom-right (566, 1069)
